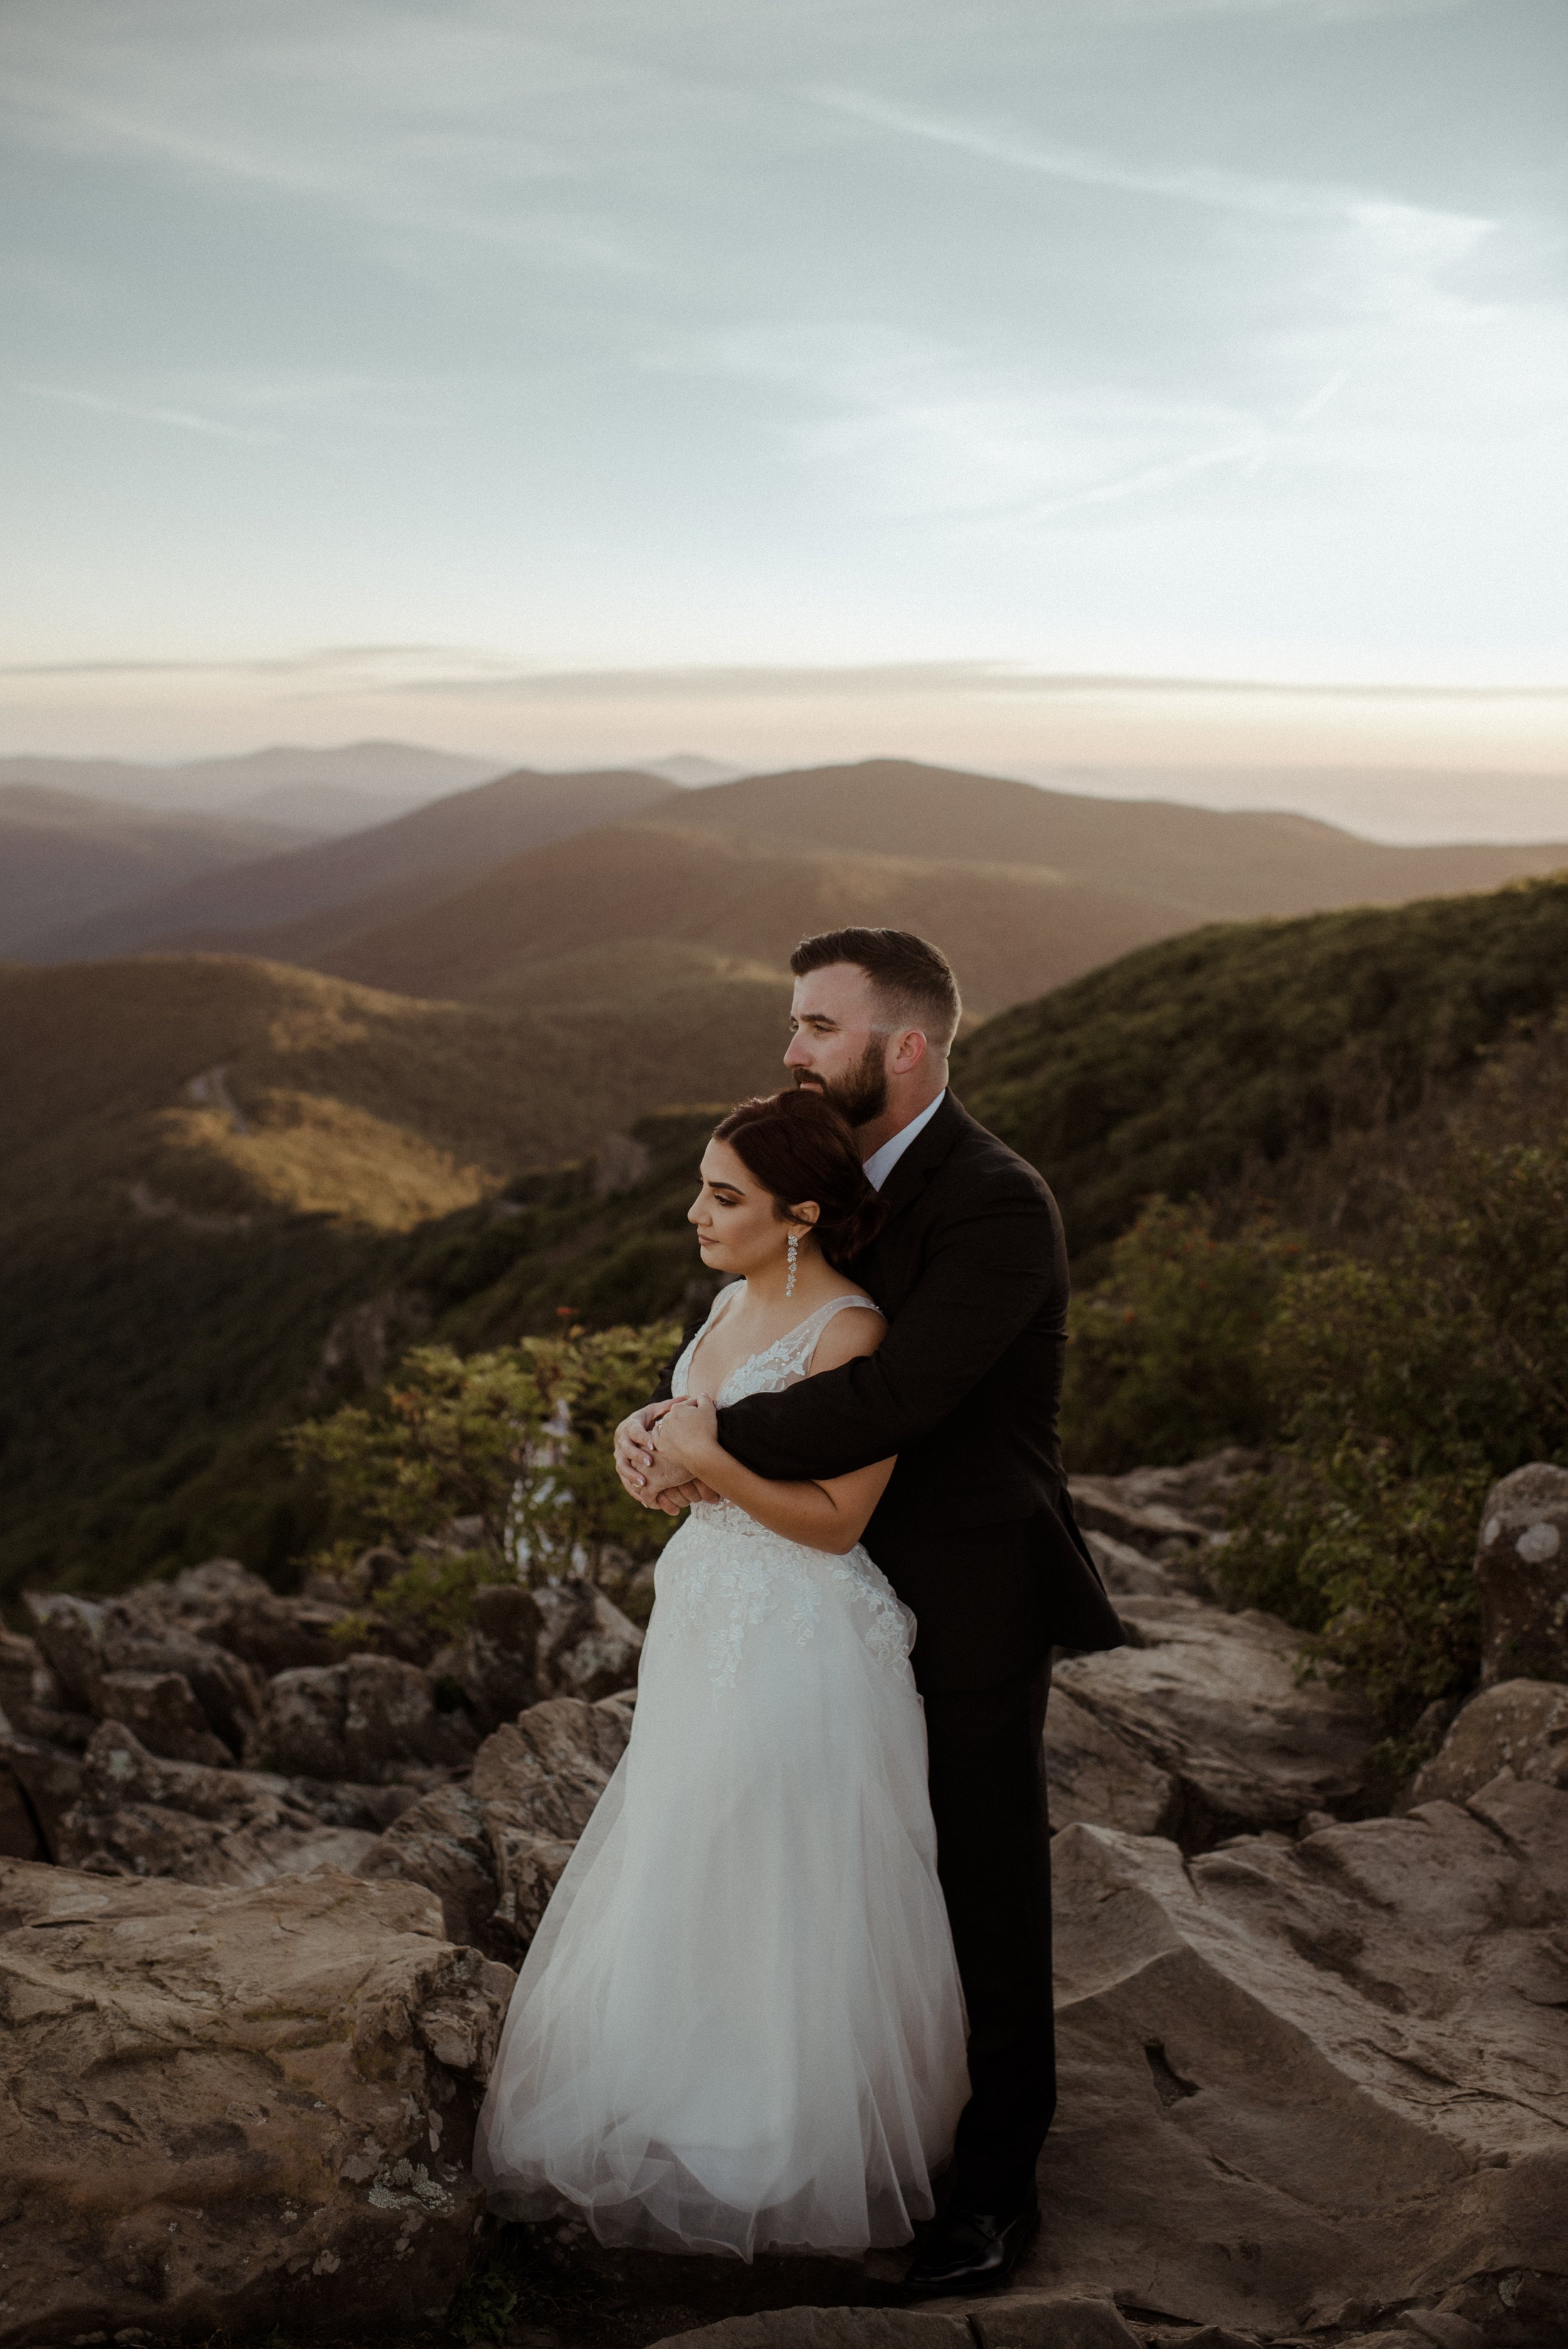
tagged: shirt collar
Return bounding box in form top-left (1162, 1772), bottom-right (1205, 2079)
top-left (862, 1090), bottom-right (948, 1192)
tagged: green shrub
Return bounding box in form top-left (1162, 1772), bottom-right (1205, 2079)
top-left (1219, 1122), bottom-right (1568, 1739)
top-left (1061, 1197), bottom-right (1300, 1472)
top-left (286, 1319), bottom-right (682, 1592)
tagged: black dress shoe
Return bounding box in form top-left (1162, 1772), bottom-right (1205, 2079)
top-left (903, 2195), bottom-right (1041, 2294)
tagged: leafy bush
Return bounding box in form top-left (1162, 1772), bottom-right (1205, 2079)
top-left (1218, 1123), bottom-right (1568, 1741)
top-left (286, 1319), bottom-right (682, 1591)
top-left (1061, 1198), bottom-right (1300, 1471)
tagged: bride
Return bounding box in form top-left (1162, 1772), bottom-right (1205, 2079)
top-left (474, 1088), bottom-right (968, 2259)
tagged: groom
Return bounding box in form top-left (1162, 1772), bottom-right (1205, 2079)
top-left (616, 926), bottom-right (1123, 2292)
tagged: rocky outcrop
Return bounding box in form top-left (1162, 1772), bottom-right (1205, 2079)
top-left (1474, 1462), bottom-right (1568, 1686)
top-left (359, 1691), bottom-right (636, 1963)
top-left (1047, 1592), bottom-right (1377, 1849)
top-left (0, 1857), bottom-right (512, 2348)
top-left (108, 1556), bottom-right (356, 1675)
top-left (1406, 1679), bottom-right (1568, 1809)
top-left (5, 1556), bottom-right (642, 1902)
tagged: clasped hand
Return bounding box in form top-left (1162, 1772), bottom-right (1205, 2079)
top-left (614, 1398), bottom-right (723, 1514)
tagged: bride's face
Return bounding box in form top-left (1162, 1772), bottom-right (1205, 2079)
top-left (689, 1140), bottom-right (811, 1278)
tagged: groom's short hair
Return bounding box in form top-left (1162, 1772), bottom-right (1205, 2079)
top-left (790, 928), bottom-right (961, 1053)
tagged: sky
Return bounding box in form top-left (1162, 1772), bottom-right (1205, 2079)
top-left (3, 0), bottom-right (1566, 840)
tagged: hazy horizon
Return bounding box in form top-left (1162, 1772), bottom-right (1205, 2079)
top-left (6, 731), bottom-right (1568, 849)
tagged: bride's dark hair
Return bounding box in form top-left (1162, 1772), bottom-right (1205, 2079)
top-left (712, 1091), bottom-right (885, 1271)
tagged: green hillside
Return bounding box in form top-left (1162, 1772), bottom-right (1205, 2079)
top-left (958, 874), bottom-right (1568, 1262)
top-left (4, 873), bottom-right (1567, 1604)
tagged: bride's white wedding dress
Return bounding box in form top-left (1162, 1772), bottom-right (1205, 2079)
top-left (474, 1288), bottom-right (968, 2259)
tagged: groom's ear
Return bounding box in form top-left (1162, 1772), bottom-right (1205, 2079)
top-left (889, 1027), bottom-right (930, 1074)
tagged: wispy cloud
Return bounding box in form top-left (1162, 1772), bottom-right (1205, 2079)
top-left (0, 644), bottom-right (467, 680)
top-left (807, 85), bottom-right (1491, 248)
top-left (18, 383), bottom-right (278, 442)
top-left (389, 662), bottom-right (1568, 704)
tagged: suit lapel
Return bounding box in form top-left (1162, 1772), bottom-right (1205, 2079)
top-left (872, 1090), bottom-right (967, 1223)
top-left (856, 1093), bottom-right (968, 1309)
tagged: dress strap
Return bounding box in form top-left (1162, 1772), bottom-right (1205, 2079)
top-left (795, 1293), bottom-right (884, 1374)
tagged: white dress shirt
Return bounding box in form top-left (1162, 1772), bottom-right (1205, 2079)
top-left (861, 1090), bottom-right (948, 1193)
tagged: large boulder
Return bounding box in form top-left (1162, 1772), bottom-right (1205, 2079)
top-left (96, 1668), bottom-right (234, 1768)
top-left (1406, 1680), bottom-right (1568, 1809)
top-left (0, 1764), bottom-right (42, 1863)
top-left (245, 1653), bottom-right (480, 1783)
top-left (1048, 1591), bottom-right (1376, 1849)
top-left (0, 1728), bottom-right (85, 1860)
top-left (1475, 1463), bottom-right (1568, 1686)
top-left (357, 1782), bottom-right (500, 1953)
top-left (361, 1691), bottom-right (635, 1961)
top-left (472, 1690), bottom-right (635, 1957)
top-left (999, 1776), bottom-right (1568, 2341)
top-left (533, 1577), bottom-right (644, 1701)
top-left (430, 1582), bottom-right (544, 1733)
top-left (0, 1857), bottom-right (513, 2346)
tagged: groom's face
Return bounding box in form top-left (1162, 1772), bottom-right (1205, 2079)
top-left (785, 963), bottom-right (891, 1131)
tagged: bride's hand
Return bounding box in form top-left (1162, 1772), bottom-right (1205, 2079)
top-left (654, 1394), bottom-right (720, 1477)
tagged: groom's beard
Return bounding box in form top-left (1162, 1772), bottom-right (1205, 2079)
top-left (793, 1037), bottom-right (888, 1130)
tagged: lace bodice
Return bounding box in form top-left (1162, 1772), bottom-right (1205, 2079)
top-left (657, 1285), bottom-right (913, 1692)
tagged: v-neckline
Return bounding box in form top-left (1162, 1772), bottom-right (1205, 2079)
top-left (682, 1286), bottom-right (865, 1398)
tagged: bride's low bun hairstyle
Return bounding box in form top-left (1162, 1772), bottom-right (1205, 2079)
top-left (713, 1091), bottom-right (886, 1270)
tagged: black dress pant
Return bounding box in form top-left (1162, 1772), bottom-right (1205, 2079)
top-left (921, 1657), bottom-right (1054, 2217)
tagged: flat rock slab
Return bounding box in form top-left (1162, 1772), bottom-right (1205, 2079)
top-left (0, 1858), bottom-right (514, 2346)
top-left (1049, 1593), bottom-right (1376, 1848)
top-left (1007, 1776), bottom-right (1568, 2339)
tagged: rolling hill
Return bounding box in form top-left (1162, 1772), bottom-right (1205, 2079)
top-left (70, 757), bottom-right (1567, 1026)
top-left (671, 760), bottom-right (1568, 916)
top-left (0, 787), bottom-right (317, 956)
top-left (6, 871), bottom-right (1568, 1604)
top-left (0, 947), bottom-right (788, 1241)
top-left (14, 765), bottom-right (681, 963)
top-left (301, 817), bottom-right (1205, 1017)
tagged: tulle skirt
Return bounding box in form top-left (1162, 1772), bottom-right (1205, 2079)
top-left (473, 1508), bottom-right (969, 2257)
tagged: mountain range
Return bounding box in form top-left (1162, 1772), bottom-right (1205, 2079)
top-left (14, 757), bottom-right (1568, 1023)
top-left (0, 740), bottom-right (505, 827)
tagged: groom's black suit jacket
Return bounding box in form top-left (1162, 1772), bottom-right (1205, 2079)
top-left (706, 1091), bottom-right (1125, 1694)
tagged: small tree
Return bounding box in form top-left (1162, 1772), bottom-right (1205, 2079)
top-left (286, 1319), bottom-right (681, 1586)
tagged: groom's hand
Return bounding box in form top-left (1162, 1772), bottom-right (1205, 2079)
top-left (615, 1403), bottom-right (719, 1511)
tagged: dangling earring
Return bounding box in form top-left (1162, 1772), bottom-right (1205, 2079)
top-left (785, 1228), bottom-right (800, 1298)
